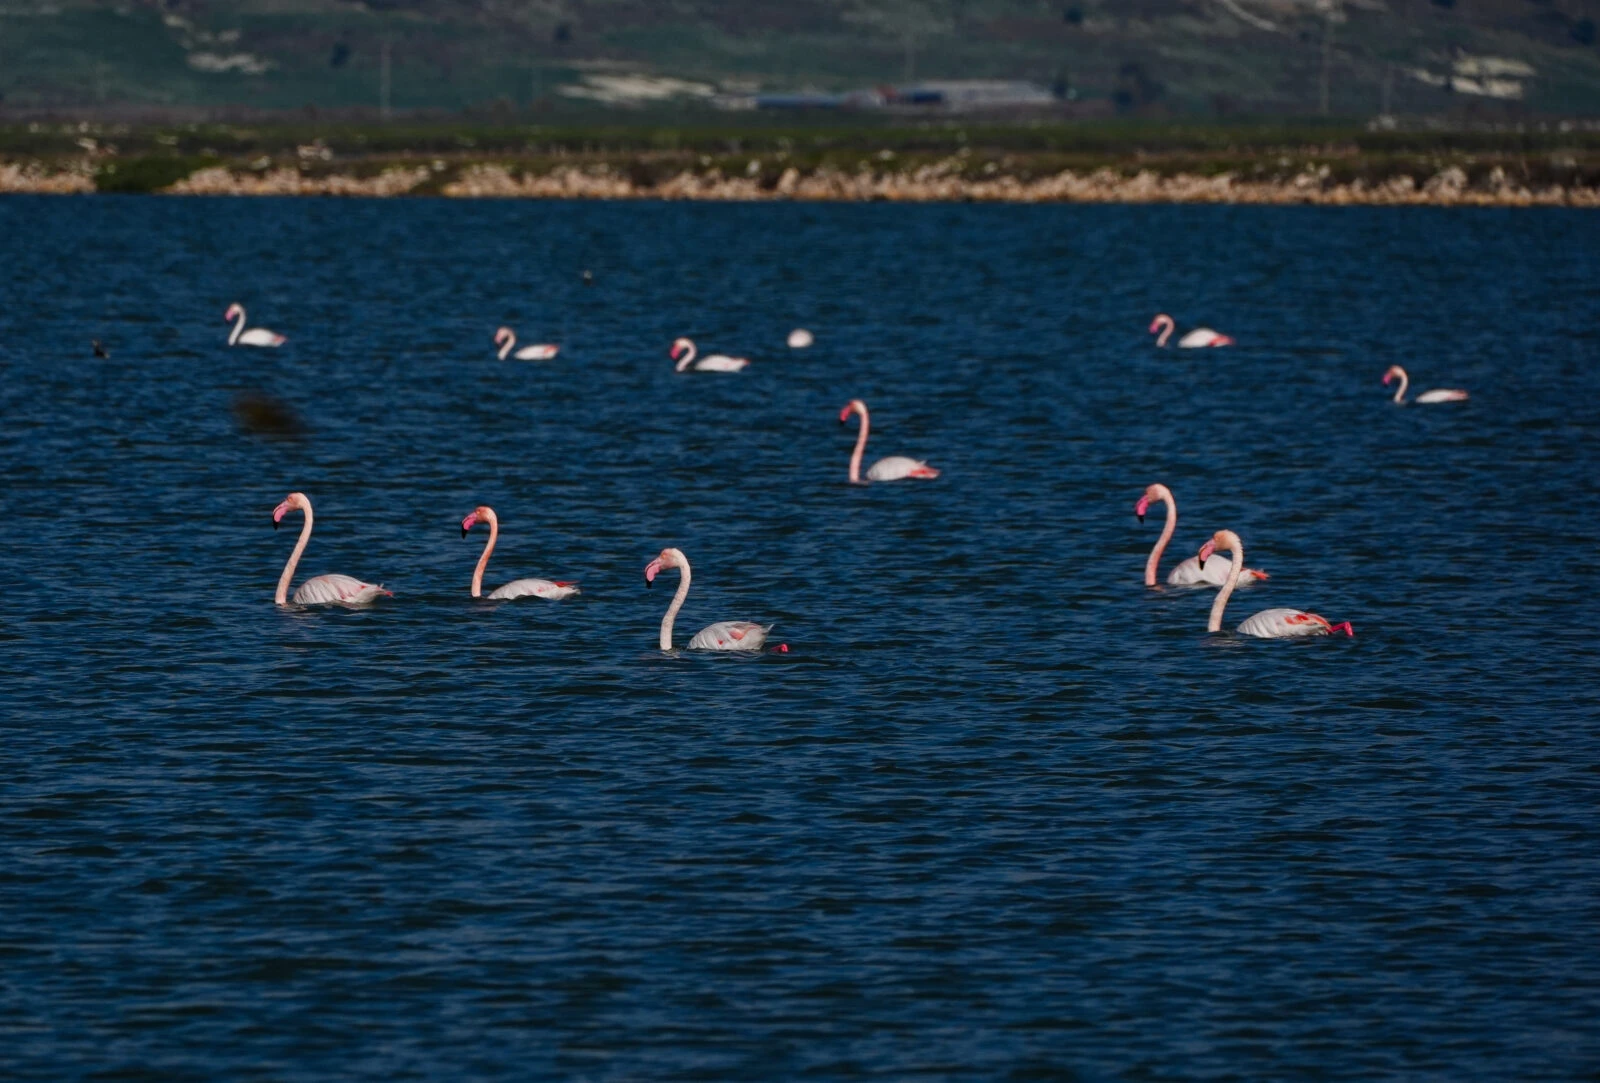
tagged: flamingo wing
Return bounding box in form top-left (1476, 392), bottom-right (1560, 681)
top-left (292, 574), bottom-right (390, 607)
top-left (686, 621), bottom-right (770, 651)
top-left (1177, 329), bottom-right (1232, 348)
top-left (1169, 555), bottom-right (1267, 587)
top-left (512, 344), bottom-right (560, 361)
top-left (487, 578), bottom-right (580, 600)
top-left (1415, 389), bottom-right (1468, 404)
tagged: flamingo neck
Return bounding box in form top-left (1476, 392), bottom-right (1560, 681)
top-left (229, 308), bottom-right (246, 346)
top-left (276, 507), bottom-right (313, 605)
top-left (1155, 317), bottom-right (1173, 348)
top-left (660, 560), bottom-right (691, 650)
top-left (675, 342), bottom-right (696, 372)
top-left (1207, 533), bottom-right (1244, 633)
top-left (848, 409), bottom-right (869, 483)
top-left (498, 333), bottom-right (513, 361)
top-left (1391, 368), bottom-right (1409, 404)
top-left (1145, 488), bottom-right (1176, 587)
top-left (471, 517), bottom-right (498, 597)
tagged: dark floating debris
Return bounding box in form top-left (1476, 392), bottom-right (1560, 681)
top-left (233, 392), bottom-right (307, 438)
top-left (92, 339), bottom-right (109, 359)
top-left (582, 269), bottom-right (594, 286)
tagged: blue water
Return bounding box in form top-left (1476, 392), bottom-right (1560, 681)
top-left (2, 196), bottom-right (1598, 1079)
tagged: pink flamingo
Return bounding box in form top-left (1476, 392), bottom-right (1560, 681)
top-left (1137, 483), bottom-right (1267, 587)
top-left (494, 327), bottom-right (559, 361)
top-left (461, 506), bottom-right (579, 600)
top-left (1150, 313), bottom-right (1233, 348)
top-left (644, 547), bottom-right (770, 651)
top-left (1383, 365), bottom-right (1467, 404)
top-left (1197, 530), bottom-right (1352, 638)
top-left (272, 492), bottom-right (390, 606)
top-left (225, 303), bottom-right (286, 347)
top-left (671, 338), bottom-right (749, 373)
top-left (839, 399), bottom-right (939, 483)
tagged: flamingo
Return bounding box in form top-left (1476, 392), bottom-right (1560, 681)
top-left (1383, 365), bottom-right (1467, 404)
top-left (787, 329), bottom-right (814, 349)
top-left (1136, 483), bottom-right (1267, 588)
top-left (1197, 530), bottom-right (1352, 639)
top-left (670, 338), bottom-right (749, 373)
top-left (272, 492), bottom-right (390, 607)
top-left (495, 327), bottom-right (560, 361)
top-left (1150, 313), bottom-right (1233, 348)
top-left (461, 506), bottom-right (579, 600)
top-left (839, 399), bottom-right (940, 483)
top-left (644, 547), bottom-right (770, 651)
top-left (225, 304), bottom-right (287, 348)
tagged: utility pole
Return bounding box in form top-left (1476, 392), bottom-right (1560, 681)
top-left (380, 38), bottom-right (392, 120)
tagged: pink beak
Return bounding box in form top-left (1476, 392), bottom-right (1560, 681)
top-left (1147, 318), bottom-right (1161, 333)
top-left (644, 558), bottom-right (662, 585)
top-left (1197, 540), bottom-right (1216, 564)
top-left (272, 500), bottom-right (291, 526)
top-left (1135, 495), bottom-right (1151, 521)
top-left (1382, 372), bottom-right (1394, 385)
top-left (461, 512), bottom-right (479, 537)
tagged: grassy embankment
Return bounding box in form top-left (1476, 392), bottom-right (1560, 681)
top-left (4, 118), bottom-right (1599, 194)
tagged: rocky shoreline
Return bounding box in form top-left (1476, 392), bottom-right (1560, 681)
top-left (3, 159), bottom-right (1596, 206)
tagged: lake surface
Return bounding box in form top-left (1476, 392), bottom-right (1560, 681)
top-left (1, 196), bottom-right (1597, 1080)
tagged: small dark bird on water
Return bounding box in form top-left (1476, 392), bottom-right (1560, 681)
top-left (92, 339), bottom-right (109, 358)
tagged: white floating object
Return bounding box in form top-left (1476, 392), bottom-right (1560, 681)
top-left (787, 328), bottom-right (814, 349)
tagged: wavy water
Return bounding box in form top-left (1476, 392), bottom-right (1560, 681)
top-left (2, 196), bottom-right (1597, 1079)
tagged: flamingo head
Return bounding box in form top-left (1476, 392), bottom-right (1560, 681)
top-left (1198, 528), bottom-right (1239, 567)
top-left (1149, 313), bottom-right (1173, 335)
top-left (1135, 483), bottom-right (1170, 524)
top-left (669, 338), bottom-right (693, 360)
top-left (272, 491), bottom-right (309, 529)
top-left (462, 505), bottom-right (495, 538)
top-left (644, 547), bottom-right (686, 588)
top-left (839, 399), bottom-right (867, 425)
top-left (494, 327), bottom-right (513, 346)
top-left (225, 303), bottom-right (243, 322)
top-left (1382, 365), bottom-right (1406, 386)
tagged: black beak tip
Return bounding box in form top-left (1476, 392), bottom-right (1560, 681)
top-left (1136, 514), bottom-right (1144, 524)
top-left (461, 527), bottom-right (468, 538)
top-left (645, 579), bottom-right (653, 589)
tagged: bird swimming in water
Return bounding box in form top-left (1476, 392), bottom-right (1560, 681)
top-left (92, 340), bottom-right (109, 359)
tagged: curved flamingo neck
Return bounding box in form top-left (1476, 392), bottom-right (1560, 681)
top-left (498, 332), bottom-right (514, 361)
top-left (471, 513), bottom-right (498, 597)
top-left (660, 556), bottom-right (691, 650)
top-left (1390, 368), bottom-right (1409, 404)
top-left (229, 308), bottom-right (246, 346)
top-left (1154, 316), bottom-right (1174, 347)
top-left (1207, 531), bottom-right (1244, 633)
top-left (675, 341), bottom-right (696, 372)
top-left (1145, 486), bottom-right (1176, 587)
top-left (276, 505), bottom-right (313, 605)
top-left (848, 408), bottom-right (870, 483)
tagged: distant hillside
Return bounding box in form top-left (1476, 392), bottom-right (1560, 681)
top-left (4, 0), bottom-right (1600, 115)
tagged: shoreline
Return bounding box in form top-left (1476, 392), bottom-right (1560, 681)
top-left (4, 160), bottom-right (1597, 206)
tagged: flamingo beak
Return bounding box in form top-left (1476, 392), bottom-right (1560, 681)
top-left (644, 559), bottom-right (661, 587)
top-left (1135, 495), bottom-right (1150, 523)
top-left (1198, 541), bottom-right (1216, 564)
top-left (272, 502), bottom-right (290, 529)
top-left (461, 512), bottom-right (478, 538)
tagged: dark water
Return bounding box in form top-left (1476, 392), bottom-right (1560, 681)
top-left (2, 196), bottom-right (1598, 1079)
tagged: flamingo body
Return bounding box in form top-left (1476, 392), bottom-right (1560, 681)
top-left (226, 304), bottom-right (286, 348)
top-left (841, 400), bottom-right (939, 483)
top-left (645, 547), bottom-right (770, 652)
top-left (865, 455), bottom-right (940, 482)
top-left (671, 338), bottom-right (750, 373)
top-left (1150, 314), bottom-right (1232, 348)
top-left (292, 574), bottom-right (390, 607)
top-left (687, 621), bottom-right (771, 651)
top-left (1383, 365), bottom-right (1467, 405)
top-left (787, 329), bottom-right (814, 349)
top-left (272, 492), bottom-right (389, 607)
top-left (1198, 530), bottom-right (1352, 640)
top-left (495, 327), bottom-right (559, 361)
top-left (488, 578), bottom-right (580, 601)
top-left (1167, 554), bottom-right (1267, 588)
top-left (463, 506), bottom-right (578, 600)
